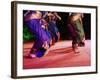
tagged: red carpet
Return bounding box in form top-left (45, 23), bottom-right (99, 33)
top-left (23, 40), bottom-right (91, 69)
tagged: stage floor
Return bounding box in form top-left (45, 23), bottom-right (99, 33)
top-left (23, 40), bottom-right (91, 69)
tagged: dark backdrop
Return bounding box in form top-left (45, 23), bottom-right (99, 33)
top-left (56, 12), bottom-right (91, 40)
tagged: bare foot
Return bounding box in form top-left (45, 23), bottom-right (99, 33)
top-left (73, 47), bottom-right (80, 54)
top-left (29, 54), bottom-right (36, 58)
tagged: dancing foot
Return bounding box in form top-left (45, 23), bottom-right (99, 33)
top-left (29, 54), bottom-right (36, 58)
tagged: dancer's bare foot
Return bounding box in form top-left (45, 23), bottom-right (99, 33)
top-left (42, 41), bottom-right (49, 49)
top-left (78, 41), bottom-right (85, 47)
top-left (29, 54), bottom-right (36, 58)
top-left (72, 44), bottom-right (80, 54)
top-left (73, 48), bottom-right (80, 54)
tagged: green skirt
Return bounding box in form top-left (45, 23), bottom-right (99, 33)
top-left (74, 19), bottom-right (85, 43)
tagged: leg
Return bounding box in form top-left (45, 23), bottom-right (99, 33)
top-left (57, 32), bottom-right (60, 41)
top-left (67, 23), bottom-right (80, 53)
top-left (72, 37), bottom-right (80, 53)
top-left (74, 20), bottom-right (85, 47)
top-left (29, 44), bottom-right (37, 58)
top-left (29, 40), bottom-right (42, 58)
